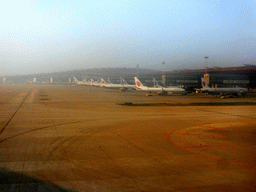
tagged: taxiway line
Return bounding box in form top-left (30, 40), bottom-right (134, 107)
top-left (0, 89), bottom-right (32, 135)
top-left (180, 145), bottom-right (238, 148)
top-left (172, 133), bottom-right (223, 137)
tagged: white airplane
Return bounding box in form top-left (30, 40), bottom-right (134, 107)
top-left (123, 79), bottom-right (136, 90)
top-left (201, 77), bottom-right (248, 97)
top-left (90, 79), bottom-right (102, 86)
top-left (134, 77), bottom-right (186, 95)
top-left (73, 77), bottom-right (87, 85)
top-left (101, 78), bottom-right (125, 89)
top-left (152, 78), bottom-right (180, 89)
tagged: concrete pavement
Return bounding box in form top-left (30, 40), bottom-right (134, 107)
top-left (0, 84), bottom-right (255, 191)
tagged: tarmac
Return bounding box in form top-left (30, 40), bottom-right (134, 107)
top-left (0, 84), bottom-right (255, 191)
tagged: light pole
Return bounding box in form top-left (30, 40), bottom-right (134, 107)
top-left (204, 56), bottom-right (209, 74)
top-left (136, 65), bottom-right (139, 78)
top-left (162, 60), bottom-right (165, 86)
top-left (162, 60), bottom-right (165, 76)
top-left (204, 56), bottom-right (209, 85)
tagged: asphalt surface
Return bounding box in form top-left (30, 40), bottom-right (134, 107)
top-left (0, 84), bottom-right (255, 191)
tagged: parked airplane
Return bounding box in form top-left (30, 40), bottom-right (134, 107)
top-left (101, 78), bottom-right (124, 89)
top-left (90, 79), bottom-right (102, 86)
top-left (134, 77), bottom-right (186, 95)
top-left (73, 77), bottom-right (87, 85)
top-left (152, 78), bottom-right (181, 89)
top-left (201, 77), bottom-right (248, 97)
top-left (123, 79), bottom-right (136, 90)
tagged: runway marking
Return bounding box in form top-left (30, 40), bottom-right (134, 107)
top-left (172, 133), bottom-right (223, 137)
top-left (201, 125), bottom-right (232, 130)
top-left (180, 144), bottom-right (238, 148)
top-left (166, 124), bottom-right (256, 168)
top-left (243, 121), bottom-right (256, 126)
top-left (0, 89), bottom-right (32, 135)
top-left (0, 121), bottom-right (83, 143)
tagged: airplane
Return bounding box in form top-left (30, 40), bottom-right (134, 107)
top-left (101, 78), bottom-right (126, 90)
top-left (152, 78), bottom-right (181, 89)
top-left (122, 79), bottom-right (136, 90)
top-left (73, 77), bottom-right (87, 85)
top-left (201, 77), bottom-right (248, 97)
top-left (134, 77), bottom-right (186, 96)
top-left (90, 79), bottom-right (102, 86)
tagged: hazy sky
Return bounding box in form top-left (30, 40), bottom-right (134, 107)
top-left (1, 0), bottom-right (256, 75)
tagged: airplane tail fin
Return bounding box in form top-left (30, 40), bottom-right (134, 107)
top-left (101, 78), bottom-right (107, 85)
top-left (91, 79), bottom-right (94, 84)
top-left (74, 77), bottom-right (79, 84)
top-left (201, 78), bottom-right (210, 89)
top-left (134, 77), bottom-right (144, 88)
top-left (153, 78), bottom-right (160, 87)
top-left (123, 79), bottom-right (129, 85)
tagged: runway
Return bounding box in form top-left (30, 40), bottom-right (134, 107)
top-left (0, 84), bottom-right (255, 191)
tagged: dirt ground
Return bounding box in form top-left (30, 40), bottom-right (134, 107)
top-left (0, 84), bottom-right (255, 191)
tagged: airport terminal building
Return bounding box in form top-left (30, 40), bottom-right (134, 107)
top-left (161, 65), bottom-right (256, 92)
top-left (3, 65), bottom-right (256, 92)
top-left (106, 65), bottom-right (256, 92)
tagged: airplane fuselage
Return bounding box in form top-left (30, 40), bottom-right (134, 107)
top-left (202, 87), bottom-right (248, 96)
top-left (136, 86), bottom-right (186, 94)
